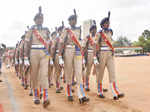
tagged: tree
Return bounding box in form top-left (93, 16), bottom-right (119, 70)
top-left (133, 30), bottom-right (150, 52)
top-left (113, 36), bottom-right (131, 47)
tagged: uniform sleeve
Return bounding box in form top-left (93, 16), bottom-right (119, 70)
top-left (25, 30), bottom-right (32, 42)
top-left (46, 28), bottom-right (50, 38)
top-left (94, 33), bottom-right (101, 45)
top-left (24, 30), bottom-right (32, 57)
top-left (60, 29), bottom-right (68, 44)
top-left (51, 39), bottom-right (56, 59)
top-left (58, 30), bottom-right (68, 56)
top-left (82, 36), bottom-right (88, 48)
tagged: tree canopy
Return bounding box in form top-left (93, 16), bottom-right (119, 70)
top-left (133, 30), bottom-right (150, 51)
top-left (113, 36), bottom-right (132, 47)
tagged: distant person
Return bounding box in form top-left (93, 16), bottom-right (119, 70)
top-left (0, 43), bottom-right (6, 82)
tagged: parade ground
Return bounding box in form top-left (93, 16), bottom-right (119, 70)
top-left (0, 56), bottom-right (150, 112)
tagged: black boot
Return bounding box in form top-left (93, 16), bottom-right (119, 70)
top-left (68, 96), bottom-right (74, 102)
top-left (34, 99), bottom-right (40, 105)
top-left (103, 88), bottom-right (108, 92)
top-left (79, 97), bottom-right (89, 104)
top-left (82, 96), bottom-right (89, 102)
top-left (72, 89), bottom-right (75, 93)
top-left (60, 87), bottom-right (63, 90)
top-left (85, 88), bottom-right (90, 92)
top-left (118, 93), bottom-right (125, 98)
top-left (56, 89), bottom-right (61, 93)
top-left (113, 96), bottom-right (119, 100)
top-left (98, 94), bottom-right (105, 98)
top-left (43, 100), bottom-right (50, 108)
top-left (29, 90), bottom-right (33, 96)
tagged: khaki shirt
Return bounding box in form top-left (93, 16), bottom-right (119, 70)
top-left (24, 25), bottom-right (50, 57)
top-left (61, 27), bottom-right (81, 46)
top-left (95, 30), bottom-right (113, 50)
top-left (83, 34), bottom-right (98, 50)
top-left (25, 25), bottom-right (50, 45)
top-left (19, 40), bottom-right (24, 58)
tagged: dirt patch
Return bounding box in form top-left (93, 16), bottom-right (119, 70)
top-left (1, 56), bottom-right (149, 112)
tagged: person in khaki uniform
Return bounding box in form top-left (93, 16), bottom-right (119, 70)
top-left (14, 42), bottom-right (20, 77)
top-left (0, 43), bottom-right (6, 82)
top-left (47, 31), bottom-right (55, 88)
top-left (24, 6), bottom-right (50, 107)
top-left (5, 49), bottom-right (11, 69)
top-left (18, 35), bottom-right (26, 87)
top-left (83, 20), bottom-right (97, 91)
top-left (93, 12), bottom-right (124, 100)
top-left (59, 9), bottom-right (89, 104)
top-left (19, 34), bottom-right (30, 89)
top-left (51, 26), bottom-right (64, 93)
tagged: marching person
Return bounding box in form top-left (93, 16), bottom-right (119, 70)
top-left (19, 35), bottom-right (26, 87)
top-left (93, 11), bottom-right (124, 100)
top-left (0, 43), bottom-right (6, 82)
top-left (59, 9), bottom-right (89, 104)
top-left (83, 20), bottom-right (97, 91)
top-left (24, 6), bottom-right (50, 107)
top-left (48, 31), bottom-right (56, 88)
top-left (51, 25), bottom-right (64, 93)
top-left (14, 42), bottom-right (20, 77)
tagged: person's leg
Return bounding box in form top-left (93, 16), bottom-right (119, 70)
top-left (107, 52), bottom-right (124, 100)
top-left (74, 51), bottom-right (89, 104)
top-left (0, 59), bottom-right (2, 82)
top-left (30, 50), bottom-right (40, 104)
top-left (64, 48), bottom-right (74, 101)
top-left (39, 51), bottom-right (50, 107)
top-left (85, 52), bottom-right (93, 91)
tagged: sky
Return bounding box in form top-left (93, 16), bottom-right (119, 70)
top-left (0, 0), bottom-right (150, 47)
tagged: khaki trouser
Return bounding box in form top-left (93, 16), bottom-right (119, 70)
top-left (96, 51), bottom-right (116, 83)
top-left (84, 51), bottom-right (94, 88)
top-left (54, 53), bottom-right (62, 89)
top-left (6, 57), bottom-right (10, 66)
top-left (19, 61), bottom-right (24, 81)
top-left (64, 47), bottom-right (85, 98)
top-left (48, 60), bottom-right (54, 86)
top-left (30, 49), bottom-right (49, 89)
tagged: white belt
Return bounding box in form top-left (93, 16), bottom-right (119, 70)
top-left (88, 49), bottom-right (94, 53)
top-left (31, 45), bottom-right (45, 48)
top-left (101, 47), bottom-right (110, 50)
top-left (66, 45), bottom-right (75, 48)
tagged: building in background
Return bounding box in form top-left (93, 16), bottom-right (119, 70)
top-left (114, 46), bottom-right (144, 57)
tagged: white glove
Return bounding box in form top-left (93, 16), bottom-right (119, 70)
top-left (15, 58), bottom-right (18, 65)
top-left (93, 56), bottom-right (99, 65)
top-left (82, 58), bottom-right (86, 65)
top-left (24, 57), bottom-right (30, 66)
top-left (49, 59), bottom-right (54, 65)
top-left (19, 58), bottom-right (22, 64)
top-left (59, 56), bottom-right (64, 67)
